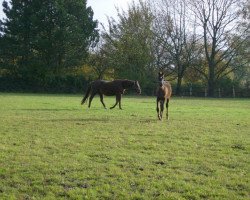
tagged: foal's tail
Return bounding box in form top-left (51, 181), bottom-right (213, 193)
top-left (81, 84), bottom-right (91, 105)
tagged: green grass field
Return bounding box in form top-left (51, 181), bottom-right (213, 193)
top-left (0, 93), bottom-right (249, 199)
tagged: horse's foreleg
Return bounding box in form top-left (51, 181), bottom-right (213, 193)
top-left (110, 94), bottom-right (120, 109)
top-left (118, 94), bottom-right (122, 110)
top-left (166, 98), bottom-right (169, 120)
top-left (99, 94), bottom-right (106, 109)
top-left (110, 102), bottom-right (118, 109)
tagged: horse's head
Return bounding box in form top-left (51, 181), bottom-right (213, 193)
top-left (134, 80), bottom-right (141, 94)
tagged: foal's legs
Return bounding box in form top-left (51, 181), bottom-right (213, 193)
top-left (166, 98), bottom-right (170, 120)
top-left (156, 98), bottom-right (161, 120)
top-left (160, 99), bottom-right (165, 120)
top-left (99, 94), bottom-right (106, 109)
top-left (110, 94), bottom-right (121, 109)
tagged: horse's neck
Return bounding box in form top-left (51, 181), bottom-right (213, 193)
top-left (122, 80), bottom-right (134, 88)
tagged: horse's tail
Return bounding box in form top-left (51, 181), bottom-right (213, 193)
top-left (81, 84), bottom-right (92, 105)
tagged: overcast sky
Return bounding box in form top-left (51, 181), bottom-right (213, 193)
top-left (88, 0), bottom-right (138, 26)
top-left (0, 0), bottom-right (5, 19)
top-left (0, 0), bottom-right (139, 26)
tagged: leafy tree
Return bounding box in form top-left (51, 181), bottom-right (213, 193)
top-left (0, 0), bottom-right (98, 81)
top-left (88, 38), bottom-right (111, 79)
top-left (102, 0), bottom-right (155, 94)
top-left (0, 1), bottom-right (33, 77)
top-left (232, 0), bottom-right (250, 86)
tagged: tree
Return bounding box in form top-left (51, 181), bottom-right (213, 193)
top-left (152, 0), bottom-right (202, 95)
top-left (0, 0), bottom-right (34, 77)
top-left (88, 38), bottom-right (111, 79)
top-left (189, 0), bottom-right (248, 97)
top-left (102, 0), bottom-right (155, 94)
top-left (150, 1), bottom-right (173, 74)
top-left (232, 0), bottom-right (250, 86)
top-left (0, 0), bottom-right (98, 81)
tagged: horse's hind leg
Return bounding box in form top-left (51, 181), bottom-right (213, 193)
top-left (88, 92), bottom-right (96, 108)
top-left (99, 94), bottom-right (106, 109)
top-left (166, 98), bottom-right (169, 120)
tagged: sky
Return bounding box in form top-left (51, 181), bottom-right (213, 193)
top-left (87, 0), bottom-right (138, 26)
top-left (0, 0), bottom-right (5, 20)
top-left (0, 0), bottom-right (139, 26)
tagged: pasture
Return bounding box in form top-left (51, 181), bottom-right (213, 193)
top-left (0, 93), bottom-right (249, 199)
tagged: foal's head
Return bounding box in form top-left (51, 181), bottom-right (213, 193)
top-left (158, 72), bottom-right (165, 87)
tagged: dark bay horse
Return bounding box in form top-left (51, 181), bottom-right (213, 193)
top-left (81, 79), bottom-right (141, 109)
top-left (156, 72), bottom-right (172, 120)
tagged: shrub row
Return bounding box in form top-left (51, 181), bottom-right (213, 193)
top-left (0, 75), bottom-right (249, 97)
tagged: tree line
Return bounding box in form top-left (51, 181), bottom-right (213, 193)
top-left (0, 0), bottom-right (249, 97)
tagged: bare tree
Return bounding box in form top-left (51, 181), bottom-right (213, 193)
top-left (150, 1), bottom-right (173, 73)
top-left (189, 0), bottom-right (248, 97)
top-left (151, 0), bottom-right (201, 95)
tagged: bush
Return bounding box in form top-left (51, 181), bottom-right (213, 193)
top-left (0, 75), bottom-right (89, 93)
top-left (0, 75), bottom-right (249, 97)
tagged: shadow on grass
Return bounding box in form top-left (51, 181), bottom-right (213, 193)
top-left (14, 108), bottom-right (79, 111)
top-left (48, 118), bottom-right (111, 123)
top-left (42, 117), bottom-right (155, 124)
